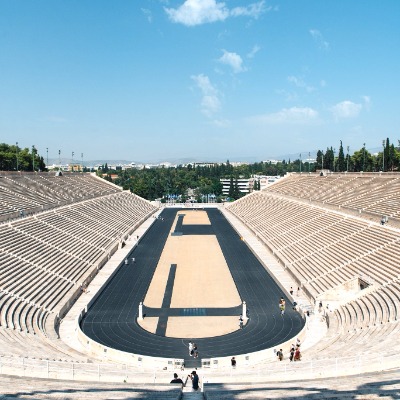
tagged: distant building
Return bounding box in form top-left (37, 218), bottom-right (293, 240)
top-left (263, 159), bottom-right (280, 165)
top-left (220, 175), bottom-right (281, 195)
top-left (47, 164), bottom-right (70, 172)
top-left (220, 178), bottom-right (252, 195)
top-left (251, 175), bottom-right (281, 190)
top-left (68, 164), bottom-right (83, 172)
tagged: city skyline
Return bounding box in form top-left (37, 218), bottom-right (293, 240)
top-left (1, 1), bottom-right (399, 162)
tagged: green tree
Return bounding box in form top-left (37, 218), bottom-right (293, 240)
top-left (316, 150), bottom-right (324, 171)
top-left (228, 176), bottom-right (235, 198)
top-left (325, 147), bottom-right (334, 171)
top-left (0, 143), bottom-right (46, 171)
top-left (337, 141), bottom-right (346, 172)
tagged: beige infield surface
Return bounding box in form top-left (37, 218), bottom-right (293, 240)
top-left (139, 210), bottom-right (242, 338)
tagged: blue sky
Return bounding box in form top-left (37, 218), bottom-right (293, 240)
top-left (1, 0), bottom-right (399, 163)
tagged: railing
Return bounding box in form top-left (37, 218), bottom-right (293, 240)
top-left (0, 351), bottom-right (398, 384)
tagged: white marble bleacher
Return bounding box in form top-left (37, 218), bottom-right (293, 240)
top-left (343, 177), bottom-right (398, 211)
top-left (0, 172), bottom-right (122, 222)
top-left (228, 188), bottom-right (400, 303)
top-left (365, 188), bottom-right (400, 219)
top-left (346, 177), bottom-right (399, 209)
top-left (327, 176), bottom-right (382, 206)
top-left (0, 178), bottom-right (157, 364)
top-left (1, 175), bottom-right (56, 207)
top-left (53, 173), bottom-right (119, 197)
top-left (0, 186), bottom-right (40, 211)
top-left (316, 176), bottom-right (375, 204)
top-left (38, 212), bottom-right (111, 249)
top-left (267, 173), bottom-right (400, 223)
top-left (36, 173), bottom-right (120, 199)
top-left (0, 375), bottom-right (182, 400)
top-left (0, 226), bottom-right (88, 285)
top-left (0, 201), bottom-right (18, 217)
top-left (225, 175), bottom-right (400, 381)
top-left (0, 323), bottom-right (88, 362)
top-left (374, 289), bottom-right (395, 322)
top-left (22, 174), bottom-right (78, 204)
top-left (12, 218), bottom-right (103, 266)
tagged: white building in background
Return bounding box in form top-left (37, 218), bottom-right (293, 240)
top-left (220, 178), bottom-right (251, 195)
top-left (253, 175), bottom-right (281, 190)
top-left (47, 164), bottom-right (70, 172)
top-left (220, 175), bottom-right (281, 196)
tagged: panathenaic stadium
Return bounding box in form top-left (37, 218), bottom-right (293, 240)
top-left (1, 170), bottom-right (400, 399)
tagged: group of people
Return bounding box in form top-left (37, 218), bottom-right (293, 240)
top-left (290, 340), bottom-right (302, 362)
top-left (289, 286), bottom-right (301, 296)
top-left (276, 338), bottom-right (302, 362)
top-left (188, 341), bottom-right (199, 358)
top-left (279, 297), bottom-right (286, 316)
top-left (170, 371), bottom-right (199, 391)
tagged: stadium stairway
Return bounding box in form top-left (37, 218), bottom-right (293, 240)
top-left (182, 385), bottom-right (204, 399)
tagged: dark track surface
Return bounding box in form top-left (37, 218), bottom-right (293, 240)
top-left (80, 208), bottom-right (304, 362)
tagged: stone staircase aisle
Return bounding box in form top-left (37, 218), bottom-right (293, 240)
top-left (182, 386), bottom-right (204, 399)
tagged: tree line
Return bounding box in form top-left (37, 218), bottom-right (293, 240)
top-left (1, 139), bottom-right (400, 201)
top-left (0, 143), bottom-right (46, 171)
top-left (101, 139), bottom-right (400, 201)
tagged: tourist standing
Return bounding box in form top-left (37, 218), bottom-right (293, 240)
top-left (189, 371), bottom-right (199, 391)
top-left (188, 341), bottom-right (193, 356)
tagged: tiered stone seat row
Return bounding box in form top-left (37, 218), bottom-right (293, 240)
top-left (227, 191), bottom-right (400, 300)
top-left (0, 375), bottom-right (182, 400)
top-left (226, 177), bottom-right (400, 381)
top-left (0, 172), bottom-right (121, 222)
top-left (267, 174), bottom-right (400, 221)
top-left (0, 186), bottom-right (156, 359)
top-left (335, 285), bottom-right (399, 332)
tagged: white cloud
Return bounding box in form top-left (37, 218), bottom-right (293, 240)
top-left (247, 44), bottom-right (260, 59)
top-left (249, 107), bottom-right (319, 124)
top-left (211, 118), bottom-right (230, 127)
top-left (362, 95), bottom-right (371, 110)
top-left (141, 8), bottom-right (153, 23)
top-left (276, 89), bottom-right (299, 102)
top-left (309, 29), bottom-right (329, 50)
top-left (230, 1), bottom-right (268, 18)
top-left (218, 50), bottom-right (245, 73)
top-left (331, 100), bottom-right (362, 119)
top-left (191, 74), bottom-right (221, 116)
top-left (165, 0), bottom-right (267, 26)
top-left (287, 75), bottom-right (315, 92)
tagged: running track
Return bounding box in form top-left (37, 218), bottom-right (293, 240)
top-left (80, 208), bottom-right (304, 363)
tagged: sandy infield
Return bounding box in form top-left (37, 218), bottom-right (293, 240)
top-left (140, 210), bottom-right (242, 338)
top-left (166, 316), bottom-right (240, 338)
top-left (180, 209), bottom-right (211, 225)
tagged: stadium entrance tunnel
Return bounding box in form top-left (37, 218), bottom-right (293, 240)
top-left (316, 276), bottom-right (373, 310)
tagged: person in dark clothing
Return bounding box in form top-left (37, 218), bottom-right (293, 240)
top-left (170, 373), bottom-right (184, 387)
top-left (189, 370), bottom-right (199, 391)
